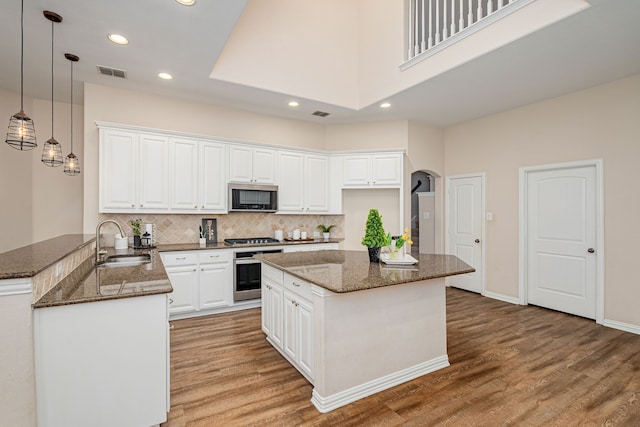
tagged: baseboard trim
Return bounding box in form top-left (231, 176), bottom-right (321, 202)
top-left (482, 290), bottom-right (520, 305)
top-left (311, 355), bottom-right (450, 413)
top-left (602, 319), bottom-right (640, 335)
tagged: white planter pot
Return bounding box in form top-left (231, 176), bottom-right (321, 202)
top-left (323, 232), bottom-right (330, 240)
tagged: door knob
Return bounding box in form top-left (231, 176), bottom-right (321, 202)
top-left (475, 239), bottom-right (480, 243)
top-left (588, 248), bottom-right (595, 253)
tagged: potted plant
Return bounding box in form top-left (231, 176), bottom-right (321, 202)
top-left (361, 209), bottom-right (386, 262)
top-left (130, 218), bottom-right (142, 248)
top-left (317, 224), bottom-right (335, 240)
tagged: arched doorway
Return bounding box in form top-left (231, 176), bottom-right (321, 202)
top-left (411, 170), bottom-right (436, 255)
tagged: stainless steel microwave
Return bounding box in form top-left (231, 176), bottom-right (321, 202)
top-left (228, 183), bottom-right (278, 212)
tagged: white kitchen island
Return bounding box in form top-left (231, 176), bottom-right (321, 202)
top-left (256, 250), bottom-right (474, 413)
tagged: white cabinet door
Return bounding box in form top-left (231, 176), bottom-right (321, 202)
top-left (278, 151), bottom-right (305, 212)
top-left (230, 145), bottom-right (276, 184)
top-left (138, 133), bottom-right (169, 209)
top-left (343, 155), bottom-right (371, 186)
top-left (200, 141), bottom-right (227, 211)
top-left (283, 291), bottom-right (298, 361)
top-left (270, 282), bottom-right (284, 349)
top-left (229, 145), bottom-right (254, 183)
top-left (170, 138), bottom-right (199, 210)
top-left (165, 265), bottom-right (198, 315)
top-left (100, 129), bottom-right (137, 210)
top-left (253, 147), bottom-right (276, 184)
top-left (297, 297), bottom-right (314, 379)
top-left (306, 154), bottom-right (329, 212)
top-left (199, 262), bottom-right (231, 310)
top-left (372, 154), bottom-right (402, 186)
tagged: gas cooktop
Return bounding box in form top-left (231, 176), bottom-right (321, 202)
top-left (224, 237), bottom-right (280, 246)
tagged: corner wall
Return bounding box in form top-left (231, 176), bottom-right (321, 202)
top-left (444, 73), bottom-right (640, 327)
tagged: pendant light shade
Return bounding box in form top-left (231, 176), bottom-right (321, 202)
top-left (42, 10), bottom-right (63, 167)
top-left (63, 53), bottom-right (80, 176)
top-left (6, 0), bottom-right (37, 150)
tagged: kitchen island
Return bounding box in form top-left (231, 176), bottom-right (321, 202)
top-left (256, 250), bottom-right (474, 413)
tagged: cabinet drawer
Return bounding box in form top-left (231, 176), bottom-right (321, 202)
top-left (161, 252), bottom-right (198, 267)
top-left (198, 250), bottom-right (231, 264)
top-left (284, 273), bottom-right (313, 301)
top-left (263, 264), bottom-right (284, 285)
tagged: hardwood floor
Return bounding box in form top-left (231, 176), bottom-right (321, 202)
top-left (162, 288), bottom-right (640, 426)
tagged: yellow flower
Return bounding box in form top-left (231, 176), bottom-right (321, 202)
top-left (404, 228), bottom-right (409, 233)
top-left (407, 240), bottom-right (413, 245)
top-left (402, 233), bottom-right (408, 240)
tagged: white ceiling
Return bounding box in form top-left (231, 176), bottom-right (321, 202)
top-left (0, 0), bottom-right (639, 127)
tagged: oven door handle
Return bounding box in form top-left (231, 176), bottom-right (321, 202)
top-left (235, 258), bottom-right (260, 265)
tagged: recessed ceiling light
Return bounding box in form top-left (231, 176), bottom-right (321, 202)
top-left (175, 0), bottom-right (196, 5)
top-left (108, 34), bottom-right (128, 45)
top-left (158, 73), bottom-right (173, 80)
top-left (380, 102), bottom-right (392, 109)
top-left (288, 101), bottom-right (299, 107)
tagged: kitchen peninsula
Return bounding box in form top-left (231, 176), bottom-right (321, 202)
top-left (256, 250), bottom-right (474, 413)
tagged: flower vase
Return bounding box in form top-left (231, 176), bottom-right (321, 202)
top-left (387, 246), bottom-right (402, 260)
top-left (367, 247), bottom-right (381, 263)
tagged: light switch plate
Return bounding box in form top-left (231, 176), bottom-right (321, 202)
top-left (487, 212), bottom-right (494, 221)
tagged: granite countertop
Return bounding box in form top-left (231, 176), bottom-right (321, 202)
top-left (0, 234), bottom-right (95, 280)
top-left (256, 250), bottom-right (475, 293)
top-left (33, 248), bottom-right (172, 308)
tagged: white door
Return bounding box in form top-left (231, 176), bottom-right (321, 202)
top-left (447, 175), bottom-right (483, 293)
top-left (526, 165), bottom-right (597, 319)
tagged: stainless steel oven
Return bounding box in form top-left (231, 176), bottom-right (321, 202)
top-left (233, 248), bottom-right (282, 301)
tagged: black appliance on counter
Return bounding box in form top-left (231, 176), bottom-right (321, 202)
top-left (226, 238), bottom-right (282, 301)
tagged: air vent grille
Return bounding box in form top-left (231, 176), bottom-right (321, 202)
top-left (97, 66), bottom-right (127, 79)
top-left (312, 110), bottom-right (330, 117)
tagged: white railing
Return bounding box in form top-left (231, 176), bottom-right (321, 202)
top-left (405, 0), bottom-right (528, 63)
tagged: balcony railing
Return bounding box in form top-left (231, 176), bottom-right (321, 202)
top-left (404, 0), bottom-right (533, 66)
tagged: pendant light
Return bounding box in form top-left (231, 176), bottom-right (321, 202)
top-left (63, 53), bottom-right (80, 176)
top-left (5, 0), bottom-right (37, 150)
top-left (41, 10), bottom-right (63, 167)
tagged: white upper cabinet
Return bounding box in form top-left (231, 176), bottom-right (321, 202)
top-left (229, 145), bottom-right (276, 184)
top-left (169, 138), bottom-right (226, 213)
top-left (100, 128), bottom-right (169, 212)
top-left (342, 153), bottom-right (403, 188)
top-left (277, 151), bottom-right (329, 214)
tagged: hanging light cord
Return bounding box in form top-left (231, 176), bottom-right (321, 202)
top-left (50, 19), bottom-right (54, 138)
top-left (20, 0), bottom-right (24, 112)
top-left (70, 60), bottom-right (73, 152)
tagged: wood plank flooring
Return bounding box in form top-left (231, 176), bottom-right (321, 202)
top-left (162, 288), bottom-right (640, 426)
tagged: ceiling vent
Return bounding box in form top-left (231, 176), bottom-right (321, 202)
top-left (97, 65), bottom-right (127, 79)
top-left (312, 110), bottom-right (330, 117)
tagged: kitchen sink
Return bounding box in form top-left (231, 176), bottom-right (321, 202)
top-left (96, 254), bottom-right (151, 268)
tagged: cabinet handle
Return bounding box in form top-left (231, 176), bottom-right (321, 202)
top-left (140, 204), bottom-right (143, 208)
top-left (170, 324), bottom-right (175, 330)
top-left (131, 204), bottom-right (135, 208)
top-left (292, 282), bottom-right (300, 287)
top-left (193, 269), bottom-right (197, 272)
top-left (195, 205), bottom-right (198, 208)
top-left (175, 257), bottom-right (186, 260)
top-left (210, 255), bottom-right (218, 258)
top-left (202, 205), bottom-right (205, 209)
top-left (169, 298), bottom-right (174, 304)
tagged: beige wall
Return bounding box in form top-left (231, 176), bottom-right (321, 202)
top-left (211, 0), bottom-right (360, 108)
top-left (444, 73), bottom-right (640, 326)
top-left (0, 88), bottom-right (34, 252)
top-left (82, 83), bottom-right (326, 233)
top-left (324, 120), bottom-right (408, 151)
top-left (0, 88), bottom-right (83, 253)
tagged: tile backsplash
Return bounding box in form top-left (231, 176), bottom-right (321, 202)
top-left (98, 213), bottom-right (344, 245)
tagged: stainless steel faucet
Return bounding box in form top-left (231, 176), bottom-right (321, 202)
top-left (95, 219), bottom-right (125, 263)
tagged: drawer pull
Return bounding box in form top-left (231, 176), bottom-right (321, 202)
top-left (169, 298), bottom-right (174, 304)
top-left (169, 324), bottom-right (175, 330)
top-left (292, 282), bottom-right (300, 287)
top-left (176, 257), bottom-right (187, 260)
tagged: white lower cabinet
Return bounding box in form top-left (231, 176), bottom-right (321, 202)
top-left (34, 294), bottom-right (169, 427)
top-left (262, 274), bottom-right (284, 349)
top-left (161, 250), bottom-right (232, 318)
top-left (262, 263), bottom-right (315, 382)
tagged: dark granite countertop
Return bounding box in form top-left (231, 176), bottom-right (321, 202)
top-left (0, 234), bottom-right (95, 280)
top-left (256, 250), bottom-right (475, 293)
top-left (33, 248), bottom-right (172, 308)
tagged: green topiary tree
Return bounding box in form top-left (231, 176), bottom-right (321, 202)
top-left (361, 209), bottom-right (386, 248)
